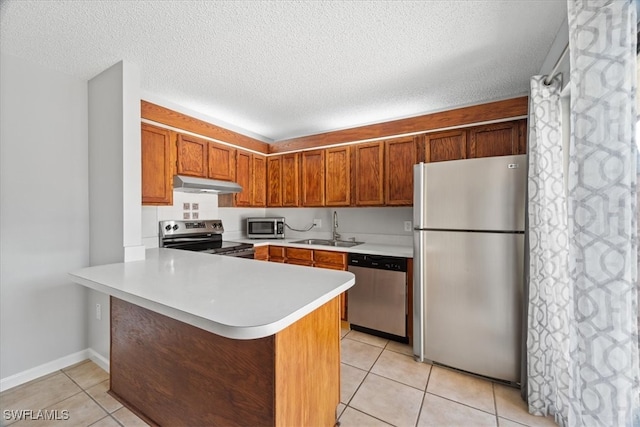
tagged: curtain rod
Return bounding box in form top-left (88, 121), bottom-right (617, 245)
top-left (543, 43), bottom-right (569, 85)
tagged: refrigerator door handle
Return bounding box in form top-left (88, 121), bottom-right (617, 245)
top-left (413, 163), bottom-right (426, 230)
top-left (413, 230), bottom-right (425, 362)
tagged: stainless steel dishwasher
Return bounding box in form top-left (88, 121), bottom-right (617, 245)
top-left (347, 253), bottom-right (408, 343)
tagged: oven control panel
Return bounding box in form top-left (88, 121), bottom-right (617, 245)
top-left (159, 219), bottom-right (224, 237)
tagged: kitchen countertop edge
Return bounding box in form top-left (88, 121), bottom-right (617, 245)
top-left (234, 238), bottom-right (413, 258)
top-left (70, 249), bottom-right (355, 340)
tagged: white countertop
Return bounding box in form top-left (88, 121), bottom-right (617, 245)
top-left (69, 248), bottom-right (355, 340)
top-left (231, 238), bottom-right (414, 258)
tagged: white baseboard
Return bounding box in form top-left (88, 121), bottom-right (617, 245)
top-left (87, 348), bottom-right (110, 373)
top-left (0, 348), bottom-right (110, 392)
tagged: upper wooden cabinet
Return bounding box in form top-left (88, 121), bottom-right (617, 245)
top-left (468, 121), bottom-right (523, 158)
top-left (282, 153), bottom-right (300, 207)
top-left (252, 154), bottom-right (267, 207)
top-left (301, 150), bottom-right (325, 207)
top-left (325, 146), bottom-right (351, 206)
top-left (424, 130), bottom-right (467, 163)
top-left (385, 137), bottom-right (416, 206)
top-left (142, 123), bottom-right (173, 205)
top-left (234, 150), bottom-right (252, 207)
top-left (176, 134), bottom-right (208, 177)
top-left (354, 142), bottom-right (384, 206)
top-left (208, 142), bottom-right (236, 181)
top-left (267, 155), bottom-right (283, 207)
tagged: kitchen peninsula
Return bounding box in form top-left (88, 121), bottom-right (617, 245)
top-left (69, 248), bottom-right (355, 427)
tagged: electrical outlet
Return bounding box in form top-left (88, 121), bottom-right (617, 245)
top-left (183, 212), bottom-right (191, 219)
top-left (313, 219), bottom-right (322, 228)
top-left (96, 304), bottom-right (101, 320)
top-left (183, 202), bottom-right (190, 210)
top-left (192, 203), bottom-right (199, 210)
top-left (192, 212), bottom-right (199, 219)
top-left (404, 221), bottom-right (412, 232)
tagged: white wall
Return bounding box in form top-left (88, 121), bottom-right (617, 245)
top-left (0, 54), bottom-right (89, 381)
top-left (87, 61), bottom-right (144, 362)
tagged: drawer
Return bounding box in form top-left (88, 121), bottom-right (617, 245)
top-left (286, 259), bottom-right (314, 267)
top-left (286, 247), bottom-right (313, 262)
top-left (315, 262), bottom-right (345, 271)
top-left (269, 246), bottom-right (286, 258)
top-left (314, 250), bottom-right (347, 268)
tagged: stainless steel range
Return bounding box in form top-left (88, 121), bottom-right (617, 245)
top-left (159, 220), bottom-right (254, 259)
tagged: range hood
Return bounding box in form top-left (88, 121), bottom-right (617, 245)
top-left (173, 175), bottom-right (242, 194)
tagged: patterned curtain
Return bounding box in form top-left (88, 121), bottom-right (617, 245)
top-left (526, 74), bottom-right (573, 424)
top-left (566, 1), bottom-right (638, 425)
top-left (527, 1), bottom-right (639, 426)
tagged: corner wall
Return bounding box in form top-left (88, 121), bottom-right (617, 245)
top-left (0, 53), bottom-right (89, 384)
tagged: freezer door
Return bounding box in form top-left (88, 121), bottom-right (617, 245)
top-left (419, 230), bottom-right (524, 383)
top-left (414, 155), bottom-right (526, 232)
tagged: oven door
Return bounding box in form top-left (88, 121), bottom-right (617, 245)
top-left (247, 220), bottom-right (276, 238)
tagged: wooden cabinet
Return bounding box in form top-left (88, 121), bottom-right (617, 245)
top-left (354, 142), bottom-right (384, 206)
top-left (267, 156), bottom-right (282, 207)
top-left (325, 146), bottom-right (351, 206)
top-left (468, 121), bottom-right (523, 158)
top-left (269, 153), bottom-right (300, 207)
top-left (313, 250), bottom-right (349, 322)
top-left (424, 130), bottom-right (467, 163)
top-left (253, 246), bottom-right (269, 261)
top-left (268, 246), bottom-right (286, 263)
top-left (385, 137), bottom-right (416, 206)
top-left (301, 150), bottom-right (325, 206)
top-left (252, 154), bottom-right (267, 207)
top-left (234, 150), bottom-right (252, 207)
top-left (282, 153), bottom-right (300, 207)
top-left (285, 247), bottom-right (314, 267)
top-left (176, 134), bottom-right (208, 177)
top-left (141, 124), bottom-right (173, 205)
top-left (208, 142), bottom-right (235, 181)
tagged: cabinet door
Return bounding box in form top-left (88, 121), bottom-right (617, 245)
top-left (208, 142), bottom-right (236, 181)
top-left (282, 153), bottom-right (300, 207)
top-left (285, 247), bottom-right (314, 266)
top-left (141, 124), bottom-right (173, 205)
top-left (254, 246), bottom-right (269, 261)
top-left (301, 150), bottom-right (325, 207)
top-left (268, 246), bottom-right (286, 263)
top-left (468, 122), bottom-right (520, 159)
top-left (354, 142), bottom-right (384, 206)
top-left (325, 146), bottom-right (351, 206)
top-left (424, 130), bottom-right (466, 163)
top-left (385, 137), bottom-right (416, 206)
top-left (267, 156), bottom-right (282, 207)
top-left (235, 150), bottom-right (252, 207)
top-left (252, 154), bottom-right (267, 207)
top-left (177, 134), bottom-right (207, 177)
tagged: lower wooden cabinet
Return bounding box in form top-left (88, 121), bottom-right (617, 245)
top-left (263, 246), bottom-right (348, 321)
top-left (253, 245), bottom-right (269, 261)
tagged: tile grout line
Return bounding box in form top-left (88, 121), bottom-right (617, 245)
top-left (413, 362), bottom-right (433, 427)
top-left (493, 382), bottom-right (500, 426)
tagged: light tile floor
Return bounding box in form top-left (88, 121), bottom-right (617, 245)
top-left (0, 330), bottom-right (557, 427)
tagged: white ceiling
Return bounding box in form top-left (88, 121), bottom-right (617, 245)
top-left (0, 1), bottom-right (566, 142)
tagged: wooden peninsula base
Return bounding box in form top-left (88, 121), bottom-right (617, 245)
top-left (109, 296), bottom-right (340, 427)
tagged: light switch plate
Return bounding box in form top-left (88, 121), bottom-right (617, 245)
top-left (404, 221), bottom-right (412, 232)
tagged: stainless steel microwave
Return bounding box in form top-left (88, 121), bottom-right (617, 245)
top-left (247, 217), bottom-right (285, 239)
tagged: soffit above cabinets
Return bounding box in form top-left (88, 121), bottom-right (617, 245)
top-left (0, 1), bottom-right (566, 142)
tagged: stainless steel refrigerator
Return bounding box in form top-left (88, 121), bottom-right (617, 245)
top-left (413, 154), bottom-right (526, 383)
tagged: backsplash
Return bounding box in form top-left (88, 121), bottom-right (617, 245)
top-left (142, 192), bottom-right (412, 248)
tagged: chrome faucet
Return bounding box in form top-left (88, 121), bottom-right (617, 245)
top-left (332, 211), bottom-right (341, 241)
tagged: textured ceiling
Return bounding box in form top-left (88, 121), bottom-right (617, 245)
top-left (0, 0), bottom-right (566, 142)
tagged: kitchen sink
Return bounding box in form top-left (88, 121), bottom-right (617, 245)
top-left (291, 239), bottom-right (363, 248)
